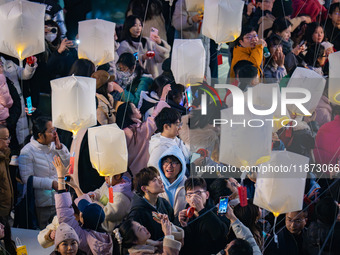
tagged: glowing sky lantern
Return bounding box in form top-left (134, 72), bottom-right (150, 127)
top-left (286, 67), bottom-right (325, 116)
top-left (202, 0), bottom-right (244, 44)
top-left (0, 0), bottom-right (45, 65)
top-left (185, 0), bottom-right (204, 12)
top-left (219, 107), bottom-right (273, 168)
top-left (51, 75), bottom-right (97, 137)
top-left (244, 83), bottom-right (290, 132)
top-left (88, 124), bottom-right (128, 177)
top-left (254, 151), bottom-right (308, 215)
top-left (78, 19), bottom-right (116, 66)
top-left (328, 51), bottom-right (340, 105)
top-left (171, 39), bottom-right (205, 86)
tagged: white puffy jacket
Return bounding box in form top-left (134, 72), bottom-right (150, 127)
top-left (19, 137), bottom-right (70, 207)
top-left (1, 56), bottom-right (37, 145)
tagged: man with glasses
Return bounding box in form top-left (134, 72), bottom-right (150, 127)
top-left (157, 145), bottom-right (187, 218)
top-left (264, 209), bottom-right (308, 255)
top-left (178, 177), bottom-right (229, 255)
top-left (0, 125), bottom-right (13, 218)
top-left (148, 107), bottom-right (190, 171)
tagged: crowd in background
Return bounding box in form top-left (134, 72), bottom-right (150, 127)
top-left (1, 0), bottom-right (340, 254)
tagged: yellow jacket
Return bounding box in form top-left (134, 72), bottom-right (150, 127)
top-left (230, 44), bottom-right (264, 80)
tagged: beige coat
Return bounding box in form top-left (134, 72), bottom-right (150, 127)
top-left (117, 37), bottom-right (170, 78)
top-left (96, 93), bottom-right (116, 125)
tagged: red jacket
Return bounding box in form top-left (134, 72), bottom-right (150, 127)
top-left (292, 0), bottom-right (328, 22)
top-left (314, 115), bottom-right (340, 165)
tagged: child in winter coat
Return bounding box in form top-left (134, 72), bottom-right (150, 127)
top-left (113, 216), bottom-right (183, 255)
top-left (88, 172), bottom-right (133, 233)
top-left (53, 156), bottom-right (113, 255)
top-left (116, 84), bottom-right (171, 177)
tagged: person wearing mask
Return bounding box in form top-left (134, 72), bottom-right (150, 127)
top-left (18, 117), bottom-right (70, 229)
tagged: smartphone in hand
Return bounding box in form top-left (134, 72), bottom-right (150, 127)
top-left (218, 196), bottom-right (229, 214)
top-left (26, 96), bottom-right (34, 114)
top-left (150, 27), bottom-right (159, 38)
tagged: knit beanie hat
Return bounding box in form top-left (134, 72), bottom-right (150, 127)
top-left (55, 223), bottom-right (80, 248)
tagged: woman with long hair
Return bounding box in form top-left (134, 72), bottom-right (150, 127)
top-left (117, 15), bottom-right (171, 78)
top-left (116, 84), bottom-right (171, 177)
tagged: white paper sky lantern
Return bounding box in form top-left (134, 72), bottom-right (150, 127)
top-left (0, 0), bottom-right (12, 6)
top-left (254, 151), bottom-right (308, 215)
top-left (185, 0), bottom-right (204, 12)
top-left (328, 51), bottom-right (340, 105)
top-left (202, 0), bottom-right (244, 44)
top-left (78, 19), bottom-right (116, 66)
top-left (171, 39), bottom-right (205, 85)
top-left (88, 124), bottom-right (128, 177)
top-left (0, 0), bottom-right (45, 63)
top-left (244, 83), bottom-right (290, 132)
top-left (219, 107), bottom-right (273, 168)
top-left (51, 75), bottom-right (97, 136)
top-left (286, 67), bottom-right (325, 116)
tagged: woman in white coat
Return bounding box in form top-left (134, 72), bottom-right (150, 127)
top-left (0, 55), bottom-right (37, 146)
top-left (19, 116), bottom-right (70, 229)
top-left (117, 15), bottom-right (171, 78)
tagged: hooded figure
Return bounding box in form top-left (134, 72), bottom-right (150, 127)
top-left (158, 145), bottom-right (187, 217)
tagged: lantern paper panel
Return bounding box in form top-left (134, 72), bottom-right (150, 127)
top-left (185, 0), bottom-right (204, 12)
top-left (88, 124), bottom-right (128, 177)
top-left (219, 107), bottom-right (273, 168)
top-left (254, 151), bottom-right (308, 214)
top-left (171, 39), bottom-right (205, 85)
top-left (51, 75), bottom-right (97, 135)
top-left (244, 83), bottom-right (290, 132)
top-left (328, 51), bottom-right (340, 105)
top-left (0, 0), bottom-right (12, 6)
top-left (286, 67), bottom-right (325, 116)
top-left (78, 19), bottom-right (116, 66)
top-left (202, 0), bottom-right (244, 44)
top-left (0, 0), bottom-right (45, 60)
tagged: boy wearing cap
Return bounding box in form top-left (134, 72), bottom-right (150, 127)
top-left (87, 171), bottom-right (133, 233)
top-left (53, 156), bottom-right (113, 254)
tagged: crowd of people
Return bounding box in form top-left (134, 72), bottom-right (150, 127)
top-left (1, 0), bottom-right (340, 254)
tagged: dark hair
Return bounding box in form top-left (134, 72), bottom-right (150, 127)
top-left (304, 22), bottom-right (323, 45)
top-left (32, 116), bottom-right (51, 140)
top-left (333, 105), bottom-right (340, 116)
top-left (315, 196), bottom-right (339, 225)
top-left (188, 102), bottom-right (225, 129)
top-left (96, 83), bottom-right (109, 100)
top-left (227, 238), bottom-right (253, 255)
top-left (133, 167), bottom-right (159, 195)
top-left (272, 17), bottom-right (292, 35)
top-left (329, 2), bottom-right (340, 15)
top-left (237, 26), bottom-right (256, 44)
top-left (168, 83), bottom-right (184, 102)
top-left (233, 201), bottom-right (262, 248)
top-left (238, 65), bottom-right (258, 91)
top-left (126, 0), bottom-right (162, 21)
top-left (0, 216), bottom-right (16, 255)
top-left (69, 59), bottom-right (95, 77)
top-left (155, 107), bottom-right (181, 133)
top-left (184, 177), bottom-right (207, 191)
top-left (0, 124), bottom-right (7, 131)
top-left (208, 179), bottom-right (233, 205)
top-left (121, 15), bottom-right (146, 47)
top-left (116, 103), bottom-right (135, 129)
top-left (149, 75), bottom-right (172, 96)
top-left (117, 53), bottom-right (137, 71)
top-left (304, 44), bottom-right (325, 67)
top-left (45, 20), bottom-right (62, 47)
